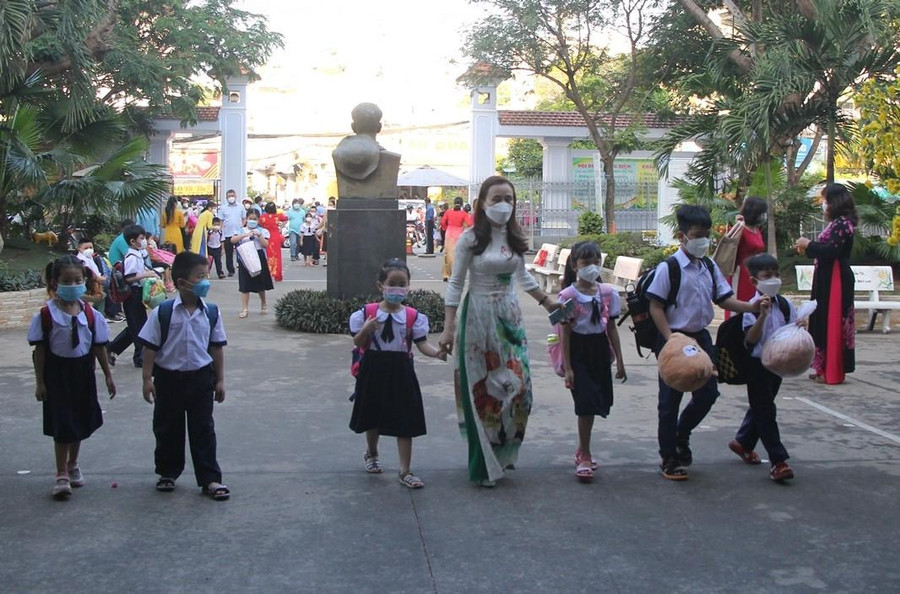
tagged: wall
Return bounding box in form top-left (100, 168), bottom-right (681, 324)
top-left (0, 288), bottom-right (48, 330)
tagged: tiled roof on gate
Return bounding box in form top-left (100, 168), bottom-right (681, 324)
top-left (155, 106), bottom-right (220, 121)
top-left (498, 110), bottom-right (683, 129)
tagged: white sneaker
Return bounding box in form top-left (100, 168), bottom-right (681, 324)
top-left (68, 465), bottom-right (85, 487)
top-left (52, 476), bottom-right (72, 498)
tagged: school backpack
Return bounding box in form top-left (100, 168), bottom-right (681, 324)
top-left (350, 303), bottom-right (418, 399)
top-left (156, 299), bottom-right (220, 348)
top-left (715, 295), bottom-right (790, 385)
top-left (108, 260), bottom-right (130, 303)
top-left (547, 284), bottom-right (613, 378)
top-left (617, 255), bottom-right (718, 358)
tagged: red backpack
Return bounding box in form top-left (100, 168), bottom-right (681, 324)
top-left (350, 303), bottom-right (418, 378)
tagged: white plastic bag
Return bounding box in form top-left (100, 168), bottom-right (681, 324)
top-left (761, 300), bottom-right (817, 378)
top-left (236, 240), bottom-right (262, 277)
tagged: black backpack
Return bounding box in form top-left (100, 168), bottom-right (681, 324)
top-left (715, 295), bottom-right (791, 385)
top-left (618, 255), bottom-right (718, 358)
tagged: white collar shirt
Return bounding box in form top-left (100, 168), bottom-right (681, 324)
top-left (28, 300), bottom-right (110, 358)
top-left (137, 295), bottom-right (227, 371)
top-left (646, 248), bottom-right (734, 333)
top-left (560, 282), bottom-right (621, 335)
top-left (349, 307), bottom-right (429, 352)
top-left (77, 252), bottom-right (101, 277)
top-left (218, 203), bottom-right (246, 237)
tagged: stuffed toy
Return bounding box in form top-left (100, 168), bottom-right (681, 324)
top-left (658, 332), bottom-right (715, 392)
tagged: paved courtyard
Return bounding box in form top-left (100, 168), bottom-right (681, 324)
top-left (1, 253), bottom-right (898, 592)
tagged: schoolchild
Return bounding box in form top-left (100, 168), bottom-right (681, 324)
top-left (729, 253), bottom-right (796, 481)
top-left (349, 259), bottom-right (447, 489)
top-left (29, 256), bottom-right (116, 499)
top-left (208, 216), bottom-right (225, 279)
top-left (107, 224), bottom-right (159, 367)
top-left (138, 251), bottom-right (230, 500)
top-left (647, 205), bottom-right (759, 481)
top-left (231, 209), bottom-right (273, 318)
top-left (559, 241), bottom-right (627, 481)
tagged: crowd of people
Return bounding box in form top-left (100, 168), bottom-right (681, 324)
top-left (27, 177), bottom-right (860, 499)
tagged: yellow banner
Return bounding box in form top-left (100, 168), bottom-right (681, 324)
top-left (174, 181), bottom-right (215, 196)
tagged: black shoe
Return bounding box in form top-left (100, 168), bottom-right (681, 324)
top-left (675, 438), bottom-right (693, 467)
top-left (227, 272), bottom-right (235, 277)
top-left (660, 458), bottom-right (689, 481)
top-left (133, 361), bottom-right (143, 368)
top-left (218, 274), bottom-right (226, 279)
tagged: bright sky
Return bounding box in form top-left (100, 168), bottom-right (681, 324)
top-left (238, 0), bottom-right (490, 134)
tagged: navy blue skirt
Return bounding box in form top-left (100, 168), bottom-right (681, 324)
top-left (569, 331), bottom-right (614, 417)
top-left (350, 351), bottom-right (426, 438)
top-left (43, 352), bottom-right (103, 442)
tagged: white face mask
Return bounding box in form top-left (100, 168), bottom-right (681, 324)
top-left (81, 248), bottom-right (94, 257)
top-left (485, 202), bottom-right (513, 225)
top-left (756, 278), bottom-right (782, 297)
top-left (576, 264), bottom-right (601, 282)
top-left (139, 239), bottom-right (148, 250)
top-left (227, 197), bottom-right (236, 205)
top-left (822, 201), bottom-right (829, 215)
top-left (684, 237), bottom-right (710, 258)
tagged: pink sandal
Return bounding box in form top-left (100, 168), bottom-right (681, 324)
top-left (575, 450), bottom-right (598, 471)
top-left (575, 459), bottom-right (594, 482)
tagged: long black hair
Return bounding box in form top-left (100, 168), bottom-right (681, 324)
top-left (378, 258), bottom-right (411, 284)
top-left (164, 195), bottom-right (178, 225)
top-left (823, 183), bottom-right (858, 225)
top-left (740, 196), bottom-right (768, 226)
top-left (562, 240), bottom-right (603, 288)
top-left (44, 255), bottom-right (85, 296)
top-left (470, 176), bottom-right (528, 256)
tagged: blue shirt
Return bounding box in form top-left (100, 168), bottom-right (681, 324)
top-left (137, 207), bottom-right (160, 239)
top-left (287, 208), bottom-right (307, 234)
top-left (108, 234), bottom-right (129, 265)
top-left (646, 248), bottom-right (733, 333)
top-left (218, 203), bottom-right (246, 237)
top-left (425, 205), bottom-right (435, 222)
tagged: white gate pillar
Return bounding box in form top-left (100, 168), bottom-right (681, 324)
top-left (469, 83), bottom-right (499, 197)
top-left (220, 75), bottom-right (250, 202)
top-left (540, 137), bottom-right (573, 233)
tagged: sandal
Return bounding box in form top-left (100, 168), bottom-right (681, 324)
top-left (52, 475), bottom-right (72, 499)
top-left (238, 310), bottom-right (248, 319)
top-left (156, 477), bottom-right (176, 492)
top-left (260, 305), bottom-right (268, 315)
top-left (363, 451), bottom-right (382, 474)
top-left (203, 483), bottom-right (231, 501)
top-left (575, 460), bottom-right (594, 483)
top-left (574, 450), bottom-right (598, 471)
top-left (728, 440), bottom-right (762, 465)
top-left (398, 471), bottom-right (424, 489)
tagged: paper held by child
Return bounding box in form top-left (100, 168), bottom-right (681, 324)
top-left (762, 300), bottom-right (817, 378)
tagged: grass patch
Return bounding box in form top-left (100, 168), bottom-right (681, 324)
top-left (0, 238), bottom-right (67, 273)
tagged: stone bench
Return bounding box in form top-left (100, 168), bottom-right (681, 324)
top-left (796, 265), bottom-right (898, 333)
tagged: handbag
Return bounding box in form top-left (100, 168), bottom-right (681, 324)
top-left (713, 221), bottom-right (745, 276)
top-left (236, 240), bottom-right (262, 277)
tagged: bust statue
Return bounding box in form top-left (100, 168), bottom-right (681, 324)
top-left (332, 103), bottom-right (401, 199)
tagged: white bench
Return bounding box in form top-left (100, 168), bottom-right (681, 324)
top-left (532, 248), bottom-right (569, 293)
top-left (525, 243), bottom-right (559, 273)
top-left (796, 265), bottom-right (898, 333)
top-left (608, 256), bottom-right (645, 291)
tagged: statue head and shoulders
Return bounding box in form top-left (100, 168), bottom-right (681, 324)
top-left (332, 103), bottom-right (401, 200)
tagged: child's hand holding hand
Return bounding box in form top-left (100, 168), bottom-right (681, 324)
top-left (142, 377), bottom-right (155, 404)
top-left (35, 382), bottom-right (47, 402)
top-left (435, 349), bottom-right (448, 362)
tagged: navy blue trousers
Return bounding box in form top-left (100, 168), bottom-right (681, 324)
top-left (657, 329), bottom-right (719, 460)
top-left (736, 357), bottom-right (789, 464)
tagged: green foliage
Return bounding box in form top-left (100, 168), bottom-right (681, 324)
top-left (498, 138), bottom-right (543, 178)
top-left (577, 211), bottom-right (604, 235)
top-left (773, 185), bottom-right (818, 248)
top-left (560, 232), bottom-right (672, 271)
top-left (275, 289), bottom-right (445, 335)
top-left (0, 262), bottom-right (44, 292)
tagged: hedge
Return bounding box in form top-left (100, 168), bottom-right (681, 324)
top-left (559, 232), bottom-right (676, 271)
top-left (275, 289), bottom-right (445, 334)
top-left (0, 268), bottom-right (45, 292)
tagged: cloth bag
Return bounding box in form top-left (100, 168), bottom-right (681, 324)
top-left (713, 221), bottom-right (745, 275)
top-left (236, 241), bottom-right (262, 277)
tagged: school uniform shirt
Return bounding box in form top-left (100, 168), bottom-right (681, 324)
top-left (299, 223), bottom-right (316, 237)
top-left (76, 252), bottom-right (101, 277)
top-left (238, 226), bottom-right (270, 250)
top-left (741, 293), bottom-right (796, 358)
top-left (28, 300), bottom-right (111, 357)
top-left (124, 247), bottom-right (147, 287)
top-left (646, 248), bottom-right (733, 333)
top-left (207, 228), bottom-right (223, 249)
top-left (138, 295), bottom-right (227, 371)
top-left (349, 307), bottom-right (429, 351)
top-left (568, 283), bottom-right (621, 335)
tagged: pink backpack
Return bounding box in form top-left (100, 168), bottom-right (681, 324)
top-left (350, 303), bottom-right (418, 377)
top-left (547, 284), bottom-right (613, 377)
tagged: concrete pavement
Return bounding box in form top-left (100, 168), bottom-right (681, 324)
top-left (1, 253), bottom-right (899, 592)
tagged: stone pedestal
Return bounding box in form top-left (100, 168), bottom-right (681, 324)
top-left (326, 198), bottom-right (406, 299)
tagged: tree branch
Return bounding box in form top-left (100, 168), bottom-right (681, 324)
top-left (676, 0), bottom-right (754, 73)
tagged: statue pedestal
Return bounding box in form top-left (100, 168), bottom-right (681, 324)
top-left (327, 198), bottom-right (406, 299)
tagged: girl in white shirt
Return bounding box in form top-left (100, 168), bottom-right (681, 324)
top-left (560, 241), bottom-right (626, 482)
top-left (29, 256), bottom-right (116, 498)
top-left (349, 259), bottom-right (446, 489)
top-left (231, 210), bottom-right (274, 318)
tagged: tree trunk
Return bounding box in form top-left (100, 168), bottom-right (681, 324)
top-left (764, 159), bottom-right (777, 256)
top-left (602, 155), bottom-right (616, 234)
top-left (826, 113), bottom-right (836, 184)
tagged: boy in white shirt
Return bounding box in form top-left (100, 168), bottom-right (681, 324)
top-left (107, 225), bottom-right (157, 368)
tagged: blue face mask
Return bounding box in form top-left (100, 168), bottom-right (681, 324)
top-left (383, 287), bottom-right (408, 304)
top-left (247, 220), bottom-right (259, 229)
top-left (56, 283), bottom-right (86, 302)
top-left (185, 279), bottom-right (211, 298)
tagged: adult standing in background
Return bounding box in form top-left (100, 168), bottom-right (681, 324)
top-left (260, 202), bottom-right (288, 281)
top-left (794, 183), bottom-right (857, 385)
top-left (440, 197), bottom-right (470, 282)
top-left (724, 196), bottom-right (767, 320)
top-left (160, 196), bottom-right (186, 253)
top-left (424, 197), bottom-right (435, 254)
top-left (438, 202), bottom-right (449, 252)
top-left (219, 189), bottom-right (245, 277)
top-left (190, 200), bottom-right (216, 257)
top-left (286, 199), bottom-right (306, 262)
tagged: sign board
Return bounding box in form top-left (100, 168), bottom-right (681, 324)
top-left (795, 265), bottom-right (894, 292)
